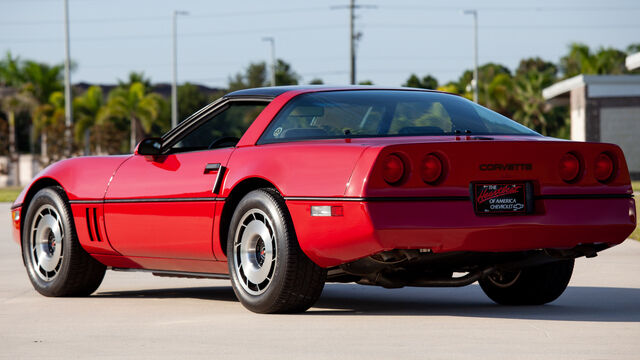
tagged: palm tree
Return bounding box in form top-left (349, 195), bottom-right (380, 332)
top-left (560, 43), bottom-right (628, 78)
top-left (117, 72), bottom-right (152, 91)
top-left (22, 61), bottom-right (64, 104)
top-left (99, 82), bottom-right (162, 152)
top-left (73, 86), bottom-right (103, 154)
top-left (33, 91), bottom-right (66, 165)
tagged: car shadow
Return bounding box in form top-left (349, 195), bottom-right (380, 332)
top-left (310, 284), bottom-right (640, 322)
top-left (94, 283), bottom-right (640, 322)
top-left (95, 286), bottom-right (238, 302)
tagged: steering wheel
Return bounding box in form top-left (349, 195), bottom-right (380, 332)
top-left (208, 136), bottom-right (240, 149)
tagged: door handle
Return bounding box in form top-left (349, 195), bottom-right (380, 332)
top-left (204, 163), bottom-right (221, 174)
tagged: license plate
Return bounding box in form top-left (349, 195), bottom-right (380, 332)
top-left (472, 183), bottom-right (530, 215)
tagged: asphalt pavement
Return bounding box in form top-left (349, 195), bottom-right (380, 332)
top-left (1, 202), bottom-right (639, 359)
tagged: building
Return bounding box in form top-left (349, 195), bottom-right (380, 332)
top-left (542, 74), bottom-right (640, 179)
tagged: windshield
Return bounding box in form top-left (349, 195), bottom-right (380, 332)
top-left (258, 90), bottom-right (539, 144)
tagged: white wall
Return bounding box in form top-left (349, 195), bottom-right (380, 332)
top-left (0, 155), bottom-right (42, 187)
top-left (600, 106), bottom-right (640, 174)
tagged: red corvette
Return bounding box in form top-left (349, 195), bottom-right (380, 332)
top-left (10, 87), bottom-right (636, 313)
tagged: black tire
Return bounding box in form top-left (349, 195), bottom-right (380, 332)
top-left (22, 186), bottom-right (106, 297)
top-left (227, 188), bottom-right (326, 313)
top-left (479, 259), bottom-right (574, 305)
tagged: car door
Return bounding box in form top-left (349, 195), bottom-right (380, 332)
top-left (103, 100), bottom-right (268, 260)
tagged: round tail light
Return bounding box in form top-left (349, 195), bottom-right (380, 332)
top-left (382, 154), bottom-right (405, 185)
top-left (559, 153), bottom-right (581, 182)
top-left (594, 153), bottom-right (614, 182)
top-left (421, 154), bottom-right (443, 184)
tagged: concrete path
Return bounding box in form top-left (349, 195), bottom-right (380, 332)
top-left (1, 203), bottom-right (639, 359)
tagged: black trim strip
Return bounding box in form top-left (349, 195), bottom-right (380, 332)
top-left (92, 208), bottom-right (102, 242)
top-left (285, 193), bottom-right (633, 202)
top-left (85, 208), bottom-right (94, 242)
top-left (69, 200), bottom-right (103, 204)
top-left (285, 196), bottom-right (470, 202)
top-left (11, 202), bottom-right (23, 210)
top-left (536, 194), bottom-right (633, 200)
top-left (106, 197), bottom-right (219, 203)
top-left (70, 197), bottom-right (227, 204)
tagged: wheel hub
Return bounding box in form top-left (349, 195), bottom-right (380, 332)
top-left (29, 204), bottom-right (64, 282)
top-left (233, 209), bottom-right (277, 295)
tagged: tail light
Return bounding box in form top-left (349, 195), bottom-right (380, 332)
top-left (594, 153), bottom-right (615, 182)
top-left (382, 154), bottom-right (405, 185)
top-left (559, 152), bottom-right (581, 182)
top-left (421, 154), bottom-right (443, 184)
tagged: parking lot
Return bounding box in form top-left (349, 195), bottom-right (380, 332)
top-left (1, 202), bottom-right (639, 359)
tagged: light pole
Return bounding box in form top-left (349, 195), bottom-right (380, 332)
top-left (172, 10), bottom-right (188, 129)
top-left (463, 9), bottom-right (478, 103)
top-left (331, 0), bottom-right (376, 85)
top-left (262, 37), bottom-right (276, 87)
top-left (63, 0), bottom-right (73, 156)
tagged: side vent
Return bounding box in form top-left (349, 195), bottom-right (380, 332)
top-left (85, 207), bottom-right (102, 242)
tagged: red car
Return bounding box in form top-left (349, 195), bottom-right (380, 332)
top-left (10, 87), bottom-right (636, 313)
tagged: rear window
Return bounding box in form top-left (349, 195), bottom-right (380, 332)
top-left (258, 90), bottom-right (539, 144)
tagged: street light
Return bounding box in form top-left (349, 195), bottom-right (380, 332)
top-left (262, 37), bottom-right (276, 87)
top-left (172, 10), bottom-right (188, 129)
top-left (463, 9), bottom-right (478, 103)
top-left (63, 0), bottom-right (73, 156)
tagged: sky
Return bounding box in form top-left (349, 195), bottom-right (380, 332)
top-left (2, 0), bottom-right (639, 89)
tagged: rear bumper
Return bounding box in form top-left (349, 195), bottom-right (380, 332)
top-left (287, 197), bottom-right (636, 267)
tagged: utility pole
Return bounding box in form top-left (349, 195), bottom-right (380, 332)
top-left (332, 0), bottom-right (376, 85)
top-left (463, 9), bottom-right (478, 103)
top-left (172, 10), bottom-right (188, 129)
top-left (63, 0), bottom-right (73, 156)
top-left (262, 37), bottom-right (276, 86)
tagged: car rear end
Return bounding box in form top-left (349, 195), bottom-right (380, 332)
top-left (292, 136), bottom-right (636, 267)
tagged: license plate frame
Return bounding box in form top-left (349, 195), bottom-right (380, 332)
top-left (471, 182), bottom-right (533, 216)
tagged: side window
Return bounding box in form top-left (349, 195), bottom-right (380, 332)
top-left (171, 102), bottom-right (266, 153)
top-left (261, 102), bottom-right (385, 142)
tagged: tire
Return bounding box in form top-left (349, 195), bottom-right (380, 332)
top-left (227, 188), bottom-right (326, 313)
top-left (22, 186), bottom-right (106, 297)
top-left (479, 259), bottom-right (574, 305)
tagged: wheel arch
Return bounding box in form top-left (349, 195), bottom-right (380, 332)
top-left (219, 177), bottom-right (281, 257)
top-left (19, 177), bottom-right (66, 245)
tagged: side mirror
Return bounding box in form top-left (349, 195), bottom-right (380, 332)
top-left (135, 137), bottom-right (163, 156)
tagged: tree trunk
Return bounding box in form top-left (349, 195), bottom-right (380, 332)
top-left (7, 110), bottom-right (19, 186)
top-left (130, 116), bottom-right (137, 153)
top-left (40, 132), bottom-right (48, 165)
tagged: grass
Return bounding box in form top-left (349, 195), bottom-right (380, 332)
top-left (0, 187), bottom-right (22, 203)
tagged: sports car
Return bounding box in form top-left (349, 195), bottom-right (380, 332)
top-left (10, 86), bottom-right (636, 313)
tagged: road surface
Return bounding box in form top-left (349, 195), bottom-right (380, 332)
top-left (1, 203), bottom-right (638, 359)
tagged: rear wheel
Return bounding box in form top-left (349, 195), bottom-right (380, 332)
top-left (479, 259), bottom-right (574, 305)
top-left (227, 188), bottom-right (326, 313)
top-left (22, 186), bottom-right (106, 297)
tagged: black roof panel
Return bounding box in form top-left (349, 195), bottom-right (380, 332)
top-left (224, 86), bottom-right (313, 98)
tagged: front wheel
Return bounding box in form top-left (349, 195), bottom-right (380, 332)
top-left (22, 186), bottom-right (106, 297)
top-left (227, 189), bottom-right (326, 313)
top-left (479, 259), bottom-right (574, 305)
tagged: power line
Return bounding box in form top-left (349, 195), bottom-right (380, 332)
top-left (2, 22), bottom-right (638, 45)
top-left (0, 7), bottom-right (332, 26)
